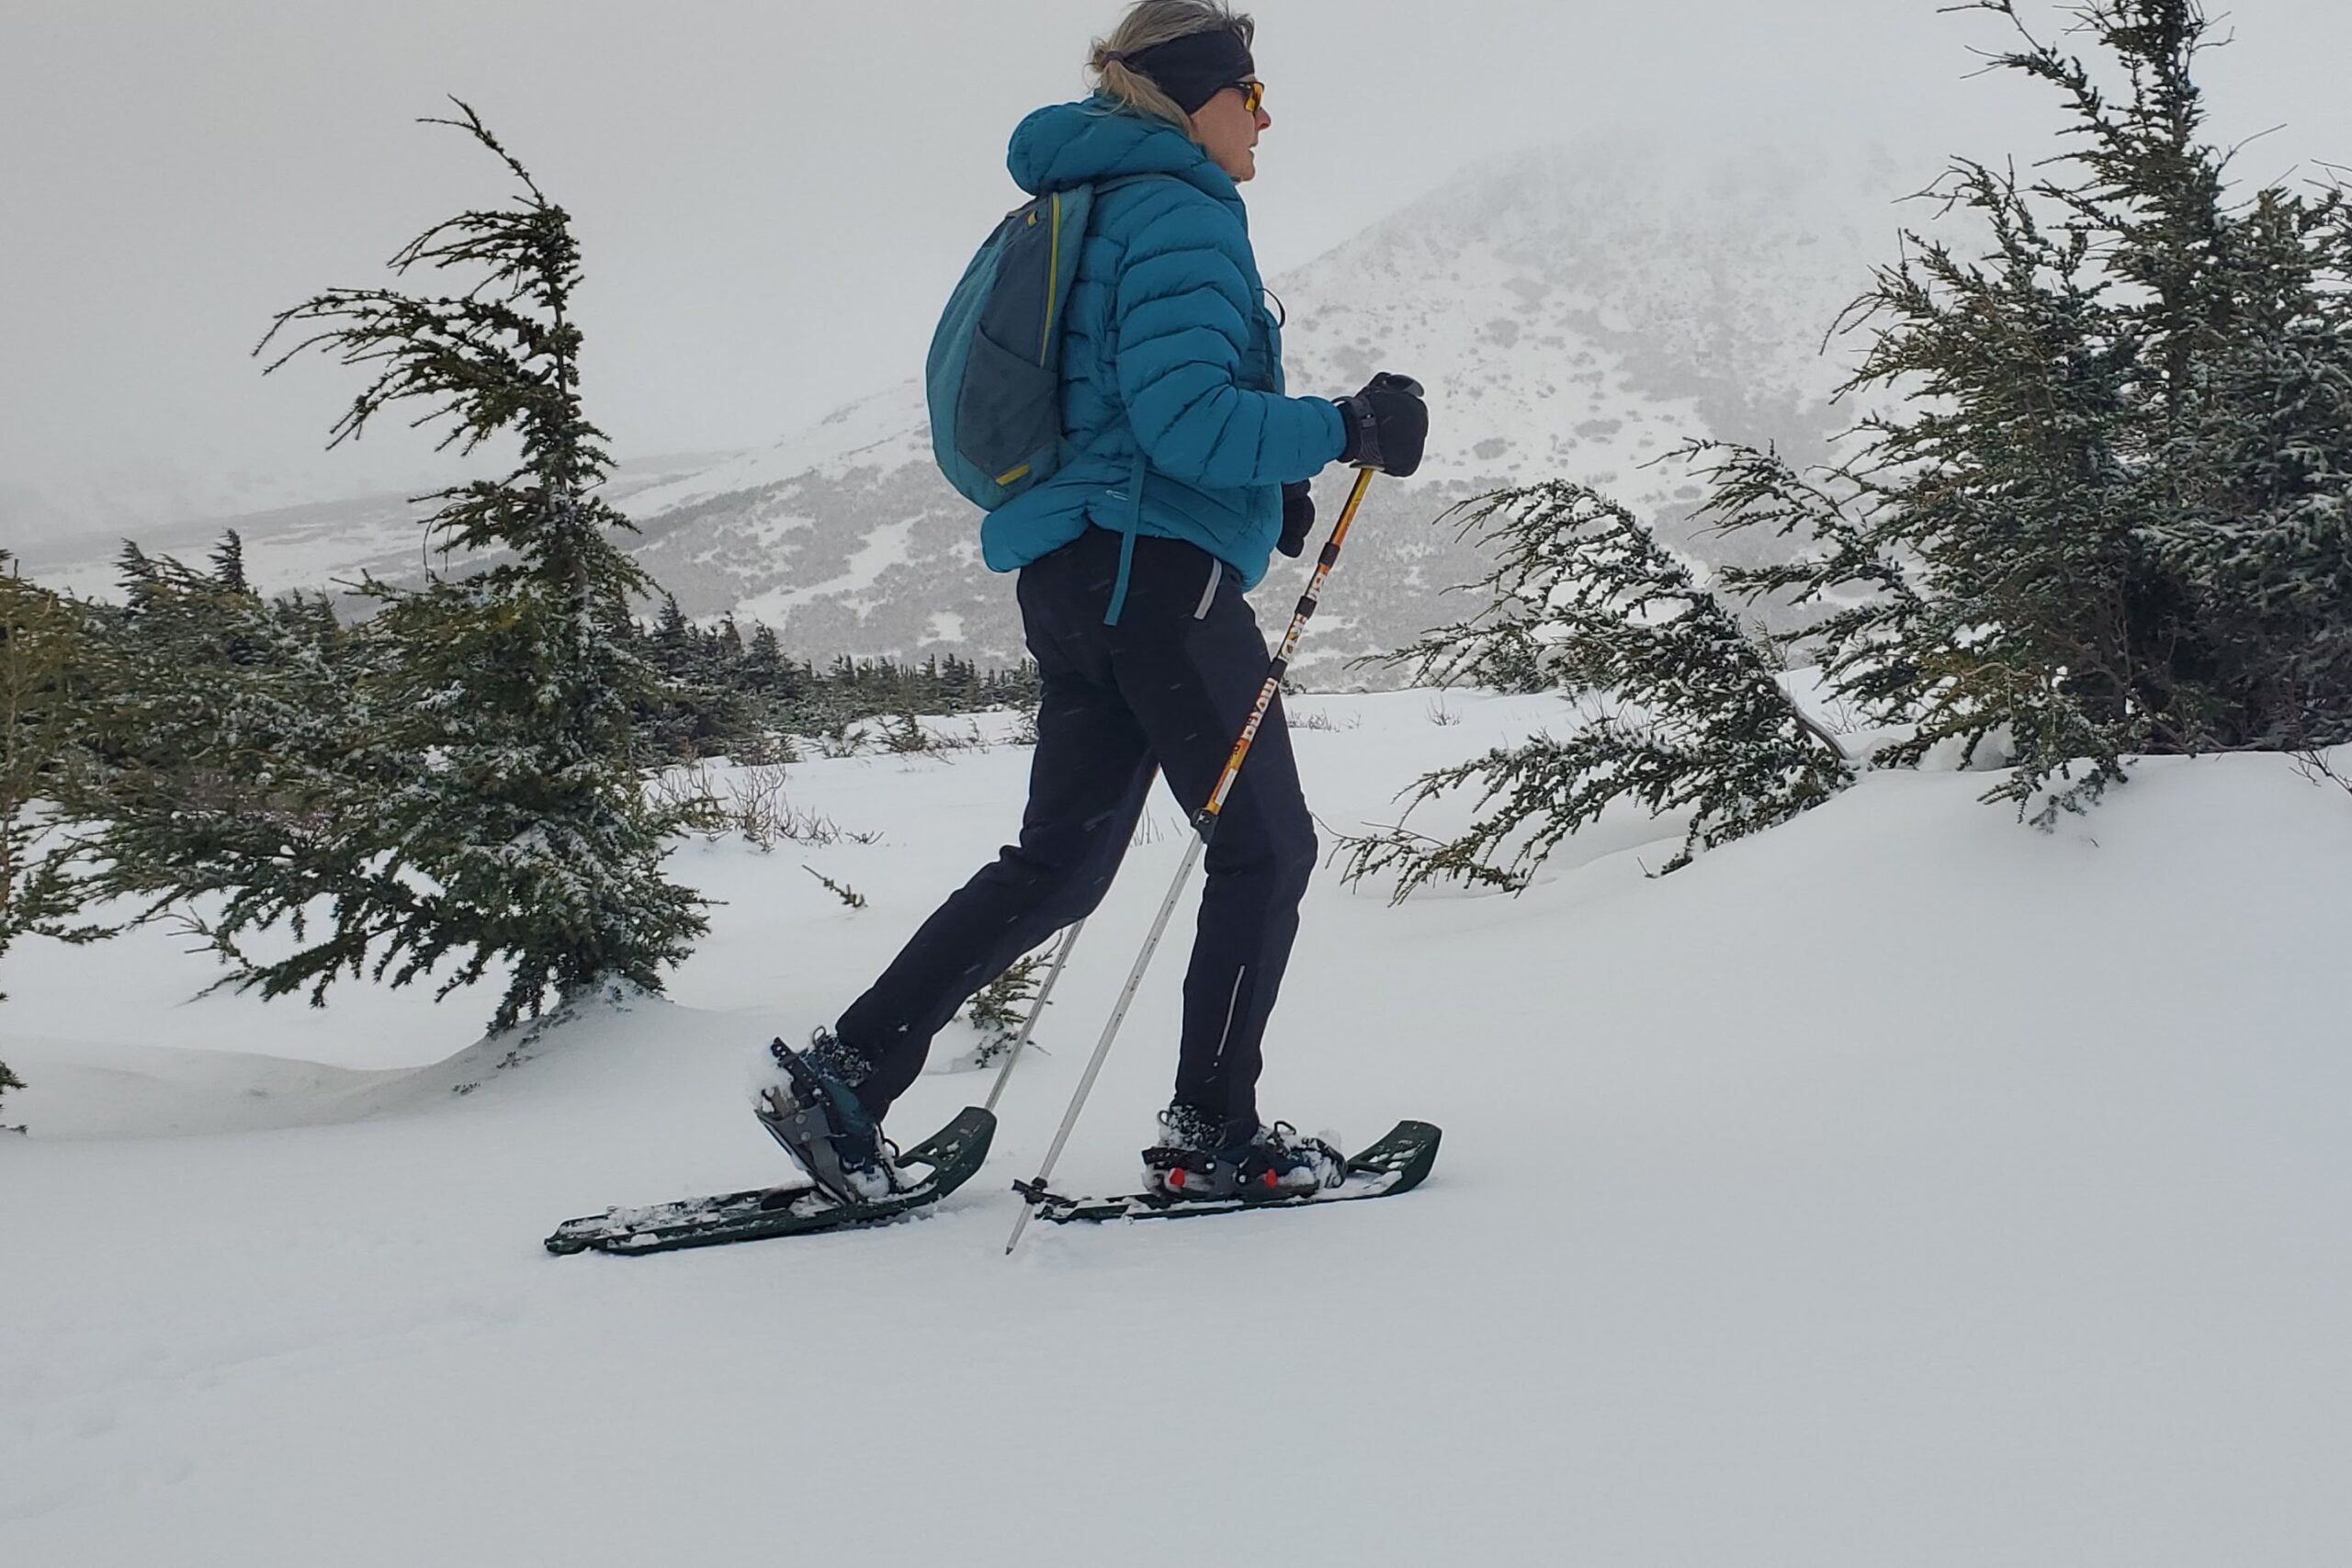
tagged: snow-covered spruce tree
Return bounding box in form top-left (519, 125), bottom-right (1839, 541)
top-left (1726, 158), bottom-right (2154, 819)
top-left (2043, 0), bottom-right (2352, 750)
top-left (2148, 178), bottom-right (2352, 746)
top-left (76, 102), bottom-right (708, 1033)
top-left (1893, 0), bottom-right (2352, 769)
top-left (1698, 2), bottom-right (2352, 821)
top-left (1340, 482), bottom-right (1853, 896)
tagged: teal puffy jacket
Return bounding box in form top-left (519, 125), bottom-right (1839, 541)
top-left (978, 97), bottom-right (1347, 614)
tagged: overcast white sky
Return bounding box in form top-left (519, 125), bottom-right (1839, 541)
top-left (6, 0), bottom-right (2351, 530)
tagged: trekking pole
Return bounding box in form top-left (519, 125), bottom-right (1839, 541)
top-left (982, 919), bottom-right (1086, 1116)
top-left (1004, 463), bottom-right (1384, 1256)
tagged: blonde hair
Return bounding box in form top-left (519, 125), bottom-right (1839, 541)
top-left (1087, 1), bottom-right (1255, 130)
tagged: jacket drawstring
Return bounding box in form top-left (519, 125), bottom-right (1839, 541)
top-left (1103, 449), bottom-right (1148, 626)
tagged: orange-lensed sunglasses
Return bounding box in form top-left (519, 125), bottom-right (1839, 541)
top-left (1232, 79), bottom-right (1265, 115)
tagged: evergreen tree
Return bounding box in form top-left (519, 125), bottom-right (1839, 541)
top-left (1703, 0), bottom-right (2352, 818)
top-left (1, 554), bottom-right (94, 1116)
top-left (1341, 482), bottom-right (1851, 894)
top-left (72, 102), bottom-right (710, 1032)
top-left (1365, 0), bottom-right (2352, 906)
top-left (651, 592), bottom-right (692, 653)
top-left (634, 594), bottom-right (755, 759)
top-left (1, 555), bottom-right (88, 977)
top-left (742, 622), bottom-right (787, 698)
top-left (209, 530), bottom-right (250, 594)
top-left (74, 544), bottom-right (353, 819)
top-left (2143, 170), bottom-right (2352, 744)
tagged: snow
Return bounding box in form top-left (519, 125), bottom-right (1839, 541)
top-left (733, 516), bottom-right (923, 623)
top-left (5, 693), bottom-right (2350, 1565)
top-left (620, 381), bottom-right (935, 520)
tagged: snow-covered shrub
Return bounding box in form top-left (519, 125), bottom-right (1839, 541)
top-left (957, 947), bottom-right (1055, 1070)
top-left (1703, 1), bottom-right (2352, 823)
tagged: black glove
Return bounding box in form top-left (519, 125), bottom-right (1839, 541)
top-left (1278, 480), bottom-right (1315, 557)
top-left (1334, 372), bottom-right (1428, 478)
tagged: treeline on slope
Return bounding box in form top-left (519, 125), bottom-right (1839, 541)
top-left (635, 590), bottom-right (1038, 760)
top-left (17, 536), bottom-right (1039, 779)
top-left (1346, 0), bottom-right (2352, 897)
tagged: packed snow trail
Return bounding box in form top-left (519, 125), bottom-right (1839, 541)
top-left (6, 694), bottom-right (2349, 1565)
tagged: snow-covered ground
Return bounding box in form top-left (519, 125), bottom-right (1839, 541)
top-left (5, 692), bottom-right (2348, 1565)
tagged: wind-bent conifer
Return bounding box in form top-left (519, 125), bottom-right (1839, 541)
top-left (74, 103), bottom-right (710, 1032)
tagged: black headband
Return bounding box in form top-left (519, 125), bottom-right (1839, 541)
top-left (1114, 28), bottom-right (1256, 116)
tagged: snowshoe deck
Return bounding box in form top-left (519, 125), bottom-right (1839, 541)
top-left (1029, 1119), bottom-right (1440, 1224)
top-left (545, 1106), bottom-right (996, 1257)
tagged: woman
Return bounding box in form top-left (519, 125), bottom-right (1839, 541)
top-left (756, 0), bottom-right (1429, 1204)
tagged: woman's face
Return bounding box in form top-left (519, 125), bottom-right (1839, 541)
top-left (1191, 80), bottom-right (1271, 183)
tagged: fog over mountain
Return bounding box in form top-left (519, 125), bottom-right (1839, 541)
top-left (18, 133), bottom-right (1914, 685)
top-left (617, 135), bottom-right (1913, 682)
top-left (13, 0), bottom-right (2349, 558)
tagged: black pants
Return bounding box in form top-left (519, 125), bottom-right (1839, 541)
top-left (834, 527), bottom-right (1317, 1141)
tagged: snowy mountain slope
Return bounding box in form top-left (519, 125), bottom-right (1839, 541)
top-left (609, 137), bottom-right (1907, 682)
top-left (6, 451), bottom-right (737, 605)
top-left (5, 695), bottom-right (2348, 1566)
top-left (1, 461), bottom-right (425, 558)
top-left (14, 137), bottom-right (1909, 683)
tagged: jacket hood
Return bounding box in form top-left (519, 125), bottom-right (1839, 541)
top-left (1007, 97), bottom-right (1238, 207)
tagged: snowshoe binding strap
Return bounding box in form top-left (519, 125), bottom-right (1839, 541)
top-left (1143, 1123), bottom-right (1347, 1200)
top-left (1142, 1145), bottom-right (1284, 1201)
top-left (755, 1043), bottom-right (899, 1207)
top-left (1264, 1122), bottom-right (1347, 1190)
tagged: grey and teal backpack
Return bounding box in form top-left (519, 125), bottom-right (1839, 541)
top-left (927, 179), bottom-right (1146, 510)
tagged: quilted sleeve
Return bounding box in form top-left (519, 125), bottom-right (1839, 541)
top-left (1112, 197), bottom-right (1346, 489)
